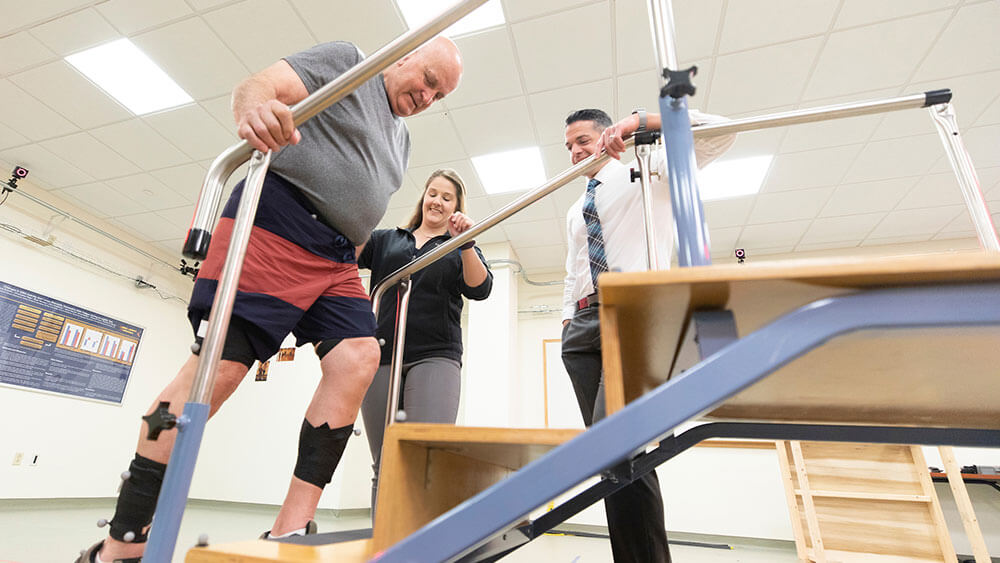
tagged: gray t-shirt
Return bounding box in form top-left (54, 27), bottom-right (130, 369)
top-left (273, 41), bottom-right (410, 245)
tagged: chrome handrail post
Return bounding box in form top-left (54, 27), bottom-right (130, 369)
top-left (385, 277), bottom-right (413, 429)
top-left (928, 103), bottom-right (1000, 253)
top-left (633, 141), bottom-right (659, 270)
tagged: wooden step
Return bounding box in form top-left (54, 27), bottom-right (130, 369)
top-left (186, 538), bottom-right (372, 562)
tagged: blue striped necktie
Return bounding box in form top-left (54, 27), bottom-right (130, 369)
top-left (582, 178), bottom-right (609, 289)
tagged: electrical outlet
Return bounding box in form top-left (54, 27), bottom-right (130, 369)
top-left (12, 452), bottom-right (23, 466)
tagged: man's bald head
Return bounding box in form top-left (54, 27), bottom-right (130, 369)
top-left (383, 36), bottom-right (463, 117)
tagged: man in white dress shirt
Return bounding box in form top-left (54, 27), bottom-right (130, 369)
top-left (560, 107), bottom-right (735, 562)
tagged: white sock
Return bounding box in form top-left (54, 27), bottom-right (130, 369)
top-left (268, 526), bottom-right (307, 539)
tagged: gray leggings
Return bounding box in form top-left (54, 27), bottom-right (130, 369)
top-left (359, 357), bottom-right (461, 511)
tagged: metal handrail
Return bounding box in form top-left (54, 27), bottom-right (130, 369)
top-left (182, 0), bottom-right (489, 260)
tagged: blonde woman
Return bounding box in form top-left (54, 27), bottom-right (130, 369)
top-left (357, 168), bottom-right (491, 510)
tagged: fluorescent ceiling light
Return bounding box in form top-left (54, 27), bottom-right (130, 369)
top-left (472, 146), bottom-right (546, 195)
top-left (697, 155), bottom-right (773, 201)
top-left (397, 0), bottom-right (505, 37)
top-left (66, 38), bottom-right (193, 115)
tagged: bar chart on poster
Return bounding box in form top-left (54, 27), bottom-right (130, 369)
top-left (0, 280), bottom-right (143, 404)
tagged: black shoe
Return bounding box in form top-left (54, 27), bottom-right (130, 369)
top-left (259, 519), bottom-right (318, 540)
top-left (75, 541), bottom-right (142, 563)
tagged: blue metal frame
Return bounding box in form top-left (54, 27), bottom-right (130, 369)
top-left (373, 282), bottom-right (1000, 562)
top-left (660, 94), bottom-right (711, 267)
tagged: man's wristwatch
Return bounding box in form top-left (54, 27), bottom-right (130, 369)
top-left (632, 107), bottom-right (647, 133)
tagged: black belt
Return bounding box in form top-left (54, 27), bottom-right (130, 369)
top-left (575, 292), bottom-right (599, 311)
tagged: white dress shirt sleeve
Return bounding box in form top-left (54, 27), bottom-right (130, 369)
top-left (688, 109), bottom-right (738, 169)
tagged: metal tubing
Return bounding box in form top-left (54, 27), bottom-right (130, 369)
top-left (374, 282), bottom-right (1000, 562)
top-left (184, 0), bottom-right (489, 259)
top-left (928, 103), bottom-right (1000, 253)
top-left (660, 94), bottom-right (711, 266)
top-left (143, 402), bottom-right (210, 562)
top-left (633, 142), bottom-right (659, 270)
top-left (646, 0), bottom-right (679, 85)
top-left (692, 92), bottom-right (933, 138)
top-left (370, 142), bottom-right (632, 319)
top-left (385, 277), bottom-right (413, 429)
top-left (189, 150), bottom-right (270, 404)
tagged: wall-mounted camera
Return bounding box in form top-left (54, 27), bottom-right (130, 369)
top-left (5, 165), bottom-right (29, 192)
top-left (735, 248), bottom-right (747, 264)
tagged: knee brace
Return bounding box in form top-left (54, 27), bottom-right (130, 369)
top-left (109, 454), bottom-right (166, 543)
top-left (293, 419), bottom-right (353, 488)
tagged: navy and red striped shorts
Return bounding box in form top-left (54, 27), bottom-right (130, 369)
top-left (188, 173), bottom-right (376, 363)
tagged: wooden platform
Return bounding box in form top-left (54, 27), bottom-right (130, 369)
top-left (187, 425), bottom-right (581, 562)
top-left (597, 253), bottom-right (1000, 429)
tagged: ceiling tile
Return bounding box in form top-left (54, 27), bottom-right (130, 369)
top-left (795, 240), bottom-right (860, 253)
top-left (96, 0), bottom-right (193, 35)
top-left (41, 132), bottom-right (141, 179)
top-left (90, 119), bottom-right (191, 170)
top-left (709, 37), bottom-right (823, 115)
top-left (511, 2), bottom-right (612, 93)
top-left (709, 226), bottom-right (742, 257)
top-left (615, 0), bottom-right (722, 74)
top-left (820, 177), bottom-right (916, 217)
top-left (842, 134), bottom-right (941, 183)
top-left (114, 211), bottom-right (184, 241)
top-left (186, 0), bottom-right (233, 9)
top-left (780, 112), bottom-right (883, 153)
top-left (738, 220), bottom-right (811, 249)
top-left (961, 124), bottom-right (1000, 169)
top-left (464, 196), bottom-right (494, 226)
top-left (204, 0), bottom-right (316, 73)
top-left (155, 204), bottom-right (197, 229)
top-left (55, 182), bottom-right (146, 218)
top-left (704, 196), bottom-right (753, 228)
top-left (800, 212), bottom-right (884, 245)
top-left (143, 104), bottom-right (237, 161)
top-left (720, 0), bottom-right (837, 53)
top-left (512, 243), bottom-right (565, 273)
top-left (805, 12), bottom-right (949, 100)
top-left (540, 143), bottom-right (576, 187)
top-left (0, 79), bottom-right (79, 141)
top-left (975, 93), bottom-right (1000, 127)
top-left (199, 96), bottom-right (236, 130)
top-left (9, 60), bottom-right (132, 129)
top-left (106, 173), bottom-right (190, 212)
top-left (29, 8), bottom-right (120, 55)
top-left (0, 32), bottom-right (56, 75)
top-left (0, 144), bottom-right (92, 189)
top-left (290, 0), bottom-right (403, 54)
top-left (403, 112), bottom-right (467, 167)
top-left (714, 127), bottom-right (785, 162)
top-left (445, 29), bottom-right (523, 109)
top-left (154, 238), bottom-right (186, 256)
top-left (0, 1), bottom-right (95, 35)
top-left (0, 122), bottom-right (30, 151)
top-left (375, 205), bottom-right (412, 230)
top-left (763, 144), bottom-right (862, 192)
top-left (913, 1), bottom-right (1000, 82)
top-left (747, 187), bottom-right (833, 224)
top-left (896, 172), bottom-right (967, 210)
top-left (407, 160), bottom-right (487, 199)
top-left (450, 97), bottom-right (536, 156)
top-left (503, 218), bottom-right (562, 248)
top-left (502, 0), bottom-right (591, 22)
top-left (389, 175), bottom-right (423, 209)
top-left (132, 17), bottom-right (249, 100)
top-left (150, 163), bottom-right (208, 203)
top-left (860, 234), bottom-right (931, 246)
top-left (867, 205), bottom-right (964, 238)
top-left (488, 192), bottom-right (557, 224)
top-left (835, 0), bottom-right (957, 28)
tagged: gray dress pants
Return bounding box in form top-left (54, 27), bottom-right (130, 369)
top-left (561, 305), bottom-right (671, 563)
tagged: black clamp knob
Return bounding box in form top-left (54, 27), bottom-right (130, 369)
top-left (142, 401), bottom-right (178, 441)
top-left (661, 65), bottom-right (698, 99)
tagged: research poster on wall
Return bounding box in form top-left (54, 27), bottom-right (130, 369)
top-left (0, 280), bottom-right (143, 404)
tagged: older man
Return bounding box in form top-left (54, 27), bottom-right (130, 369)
top-left (78, 37), bottom-right (463, 563)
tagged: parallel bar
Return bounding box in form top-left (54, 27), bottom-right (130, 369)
top-left (633, 142), bottom-right (659, 270)
top-left (384, 278), bottom-right (412, 430)
top-left (928, 103), bottom-right (1000, 253)
top-left (374, 282), bottom-right (1000, 562)
top-left (183, 0), bottom-right (489, 260)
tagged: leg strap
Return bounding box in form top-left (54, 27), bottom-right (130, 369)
top-left (293, 419), bottom-right (353, 488)
top-left (109, 453), bottom-right (166, 543)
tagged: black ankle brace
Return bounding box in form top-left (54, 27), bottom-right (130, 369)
top-left (293, 419), bottom-right (353, 488)
top-left (109, 453), bottom-right (166, 543)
